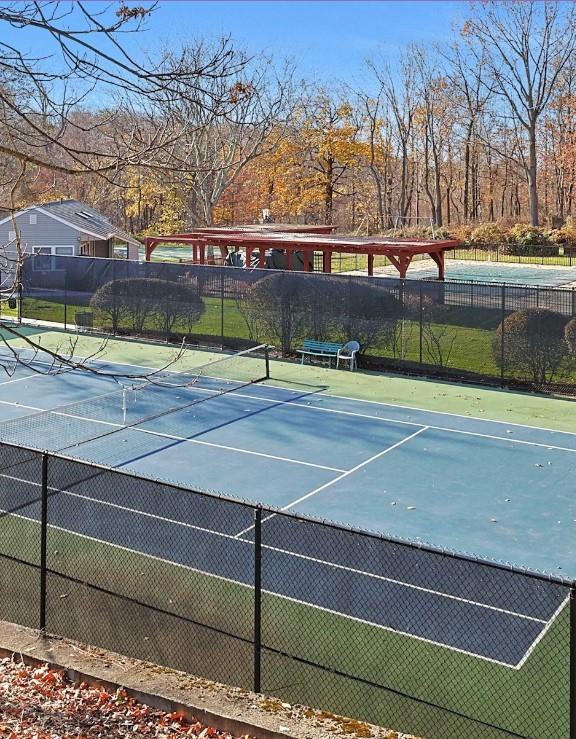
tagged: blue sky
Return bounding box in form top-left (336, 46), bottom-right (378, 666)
top-left (137, 1), bottom-right (468, 83)
top-left (0, 2), bottom-right (468, 89)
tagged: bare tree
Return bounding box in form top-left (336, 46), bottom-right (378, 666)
top-left (368, 51), bottom-right (419, 226)
top-left (154, 43), bottom-right (294, 226)
top-left (0, 3), bottom-right (285, 379)
top-left (462, 0), bottom-right (576, 226)
top-left (0, 3), bottom-right (268, 179)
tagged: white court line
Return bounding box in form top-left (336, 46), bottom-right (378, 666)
top-left (48, 411), bottom-right (345, 473)
top-left (0, 497), bottom-right (553, 671)
top-left (0, 397), bottom-right (345, 473)
top-left (7, 349), bottom-right (576, 447)
top-left (234, 427), bottom-right (430, 538)
top-left (183, 386), bottom-right (576, 455)
top-left (282, 426), bottom-right (430, 511)
top-left (12, 347), bottom-right (575, 439)
top-left (3, 385), bottom-right (575, 457)
top-left (0, 373), bottom-right (45, 386)
top-left (1, 469), bottom-right (547, 624)
top-left (515, 593), bottom-right (571, 669)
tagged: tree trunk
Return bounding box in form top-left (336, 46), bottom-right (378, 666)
top-left (463, 121), bottom-right (473, 221)
top-left (528, 122), bottom-right (539, 225)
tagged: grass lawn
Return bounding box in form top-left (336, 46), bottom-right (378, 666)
top-left (0, 512), bottom-right (569, 739)
top-left (16, 295), bottom-right (501, 375)
top-left (13, 293), bottom-right (576, 387)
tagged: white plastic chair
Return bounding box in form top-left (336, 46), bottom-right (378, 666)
top-left (336, 341), bottom-right (360, 371)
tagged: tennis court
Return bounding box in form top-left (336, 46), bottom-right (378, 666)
top-left (0, 338), bottom-right (574, 675)
top-left (360, 258), bottom-right (576, 286)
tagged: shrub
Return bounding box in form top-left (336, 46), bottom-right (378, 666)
top-left (505, 223), bottom-right (553, 245)
top-left (565, 317), bottom-right (576, 356)
top-left (423, 225), bottom-right (452, 240)
top-left (493, 309), bottom-right (569, 383)
top-left (502, 224), bottom-right (554, 256)
top-left (451, 224), bottom-right (474, 243)
top-left (467, 223), bottom-right (506, 245)
top-left (239, 272), bottom-right (315, 355)
top-left (90, 278), bottom-right (204, 336)
top-left (550, 217), bottom-right (576, 246)
top-left (239, 272), bottom-right (400, 356)
top-left (336, 279), bottom-right (400, 353)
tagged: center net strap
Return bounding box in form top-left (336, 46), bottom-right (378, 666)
top-left (0, 345), bottom-right (269, 454)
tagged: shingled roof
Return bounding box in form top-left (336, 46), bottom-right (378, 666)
top-left (2, 199), bottom-right (140, 246)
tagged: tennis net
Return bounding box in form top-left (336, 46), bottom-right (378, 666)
top-left (0, 344), bottom-right (270, 454)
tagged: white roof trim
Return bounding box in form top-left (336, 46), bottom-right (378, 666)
top-left (0, 205), bottom-right (140, 246)
top-left (0, 206), bottom-right (35, 228)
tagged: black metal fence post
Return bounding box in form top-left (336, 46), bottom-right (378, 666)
top-left (39, 453), bottom-right (48, 632)
top-left (500, 283), bottom-right (505, 386)
top-left (253, 506), bottom-right (262, 694)
top-left (570, 585), bottom-right (576, 739)
top-left (418, 281), bottom-right (423, 365)
top-left (112, 255), bottom-right (117, 336)
top-left (63, 260), bottom-right (68, 330)
top-left (220, 267), bottom-right (225, 349)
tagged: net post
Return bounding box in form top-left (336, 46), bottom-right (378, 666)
top-left (39, 453), bottom-right (48, 632)
top-left (264, 345), bottom-right (270, 380)
top-left (122, 387), bottom-right (127, 425)
top-left (571, 585), bottom-right (576, 739)
top-left (253, 506), bottom-right (262, 694)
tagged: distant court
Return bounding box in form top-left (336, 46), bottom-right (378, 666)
top-left (369, 258), bottom-right (576, 286)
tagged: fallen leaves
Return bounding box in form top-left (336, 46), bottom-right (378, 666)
top-left (0, 657), bottom-right (255, 738)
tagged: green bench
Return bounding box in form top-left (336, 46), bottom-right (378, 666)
top-left (297, 340), bottom-right (344, 368)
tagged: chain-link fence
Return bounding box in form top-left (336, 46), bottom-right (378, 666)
top-left (0, 439), bottom-right (573, 739)
top-left (16, 254), bottom-right (576, 394)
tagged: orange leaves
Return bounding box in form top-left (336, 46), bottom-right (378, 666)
top-left (0, 656), bottom-right (249, 738)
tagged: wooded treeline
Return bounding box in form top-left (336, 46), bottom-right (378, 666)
top-left (2, 1), bottom-right (576, 236)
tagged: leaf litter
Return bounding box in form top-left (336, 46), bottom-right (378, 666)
top-left (0, 656), bottom-right (254, 738)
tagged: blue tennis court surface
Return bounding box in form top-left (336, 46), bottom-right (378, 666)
top-left (0, 351), bottom-right (573, 670)
top-left (380, 258), bottom-right (576, 286)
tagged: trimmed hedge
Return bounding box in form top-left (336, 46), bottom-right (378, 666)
top-left (90, 278), bottom-right (205, 336)
top-left (238, 272), bottom-right (400, 356)
top-left (493, 309), bottom-right (570, 383)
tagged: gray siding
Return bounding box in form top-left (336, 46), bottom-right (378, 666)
top-left (0, 210), bottom-right (81, 254)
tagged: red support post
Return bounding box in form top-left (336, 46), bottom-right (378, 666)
top-left (285, 248), bottom-right (292, 270)
top-left (144, 239), bottom-right (156, 262)
top-left (323, 251), bottom-right (332, 273)
top-left (428, 250), bottom-right (445, 280)
top-left (368, 254), bottom-right (374, 276)
top-left (258, 244), bottom-right (266, 268)
top-left (399, 254), bottom-right (412, 278)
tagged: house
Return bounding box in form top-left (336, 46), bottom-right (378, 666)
top-left (0, 199), bottom-right (141, 264)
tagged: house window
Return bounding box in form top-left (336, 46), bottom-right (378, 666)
top-left (29, 214), bottom-right (37, 225)
top-left (32, 245), bottom-right (74, 270)
top-left (8, 230), bottom-right (16, 242)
